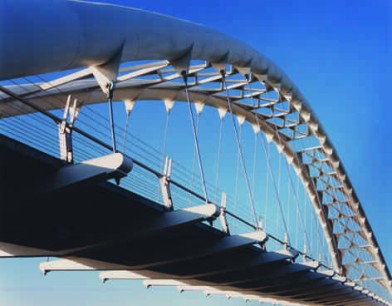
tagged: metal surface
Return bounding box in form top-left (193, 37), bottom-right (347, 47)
top-left (0, 0), bottom-right (390, 303)
top-left (0, 134), bottom-right (387, 306)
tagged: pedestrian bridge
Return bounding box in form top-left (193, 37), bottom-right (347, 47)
top-left (0, 1), bottom-right (390, 305)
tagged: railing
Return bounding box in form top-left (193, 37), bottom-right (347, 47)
top-left (5, 81), bottom-right (392, 305)
top-left (0, 85), bottom-right (349, 276)
top-left (8, 80), bottom-right (392, 306)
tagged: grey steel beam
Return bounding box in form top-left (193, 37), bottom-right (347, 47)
top-left (99, 250), bottom-right (294, 281)
top-left (268, 274), bottom-right (342, 297)
top-left (303, 290), bottom-right (369, 305)
top-left (244, 272), bottom-right (330, 291)
top-left (2, 2), bottom-right (391, 291)
top-left (257, 278), bottom-right (339, 296)
top-left (63, 204), bottom-right (219, 255)
top-left (100, 271), bottom-right (148, 283)
top-left (251, 277), bottom-right (336, 298)
top-left (296, 286), bottom-right (358, 301)
top-left (43, 153), bottom-right (133, 193)
top-left (90, 231), bottom-right (267, 271)
top-left (179, 249), bottom-right (296, 279)
top-left (39, 258), bottom-right (130, 275)
top-left (285, 282), bottom-right (346, 298)
top-left (0, 242), bottom-right (53, 258)
top-left (212, 261), bottom-right (319, 286)
top-left (334, 299), bottom-right (376, 306)
top-left (0, 135), bottom-right (387, 305)
top-left (314, 295), bottom-right (372, 306)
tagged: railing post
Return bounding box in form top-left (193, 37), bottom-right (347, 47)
top-left (58, 95), bottom-right (80, 164)
top-left (160, 156), bottom-right (173, 210)
top-left (284, 233), bottom-right (289, 250)
top-left (219, 192), bottom-right (230, 234)
top-left (303, 244), bottom-right (307, 261)
top-left (257, 217), bottom-right (267, 250)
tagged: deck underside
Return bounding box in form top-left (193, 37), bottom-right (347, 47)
top-left (0, 134), bottom-right (379, 305)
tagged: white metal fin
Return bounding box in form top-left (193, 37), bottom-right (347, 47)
top-left (164, 99), bottom-right (175, 114)
top-left (194, 102), bottom-right (205, 116)
top-left (124, 99), bottom-right (135, 116)
top-left (91, 43), bottom-right (124, 96)
top-left (251, 123), bottom-right (260, 134)
top-left (170, 44), bottom-right (193, 75)
top-left (217, 108), bottom-right (227, 120)
top-left (236, 114), bottom-right (246, 126)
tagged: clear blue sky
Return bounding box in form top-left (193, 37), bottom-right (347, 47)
top-left (0, 0), bottom-right (390, 305)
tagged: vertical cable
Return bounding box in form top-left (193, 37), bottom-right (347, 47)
top-left (276, 153), bottom-right (282, 237)
top-left (189, 114), bottom-right (201, 206)
top-left (182, 72), bottom-right (209, 202)
top-left (107, 82), bottom-right (117, 153)
top-left (244, 75), bottom-right (290, 241)
top-left (221, 71), bottom-right (258, 226)
top-left (233, 125), bottom-right (243, 231)
top-left (264, 142), bottom-right (270, 232)
top-left (251, 132), bottom-right (258, 222)
top-left (122, 111), bottom-right (132, 153)
top-left (161, 111), bottom-right (171, 172)
top-left (214, 117), bottom-right (224, 203)
top-left (296, 177), bottom-right (300, 248)
top-left (260, 135), bottom-right (290, 243)
top-left (287, 167), bottom-right (291, 237)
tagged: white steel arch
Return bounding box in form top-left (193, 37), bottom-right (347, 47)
top-left (0, 0), bottom-right (390, 298)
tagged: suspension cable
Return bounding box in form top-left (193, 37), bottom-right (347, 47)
top-left (251, 132), bottom-right (258, 223)
top-left (214, 116), bottom-right (224, 203)
top-left (309, 195), bottom-right (313, 258)
top-left (221, 71), bottom-right (258, 226)
top-left (247, 76), bottom-right (314, 255)
top-left (264, 142), bottom-right (270, 232)
top-left (276, 153), bottom-right (282, 236)
top-left (296, 177), bottom-right (300, 248)
top-left (251, 132), bottom-right (258, 197)
top-left (6, 76), bottom-right (214, 196)
top-left (287, 169), bottom-right (291, 237)
top-left (188, 114), bottom-right (201, 206)
top-left (160, 110), bottom-right (171, 172)
top-left (244, 75), bottom-right (290, 241)
top-left (283, 154), bottom-right (312, 255)
top-left (106, 82), bottom-right (117, 153)
top-left (304, 178), bottom-right (308, 253)
top-left (182, 72), bottom-right (209, 202)
top-left (303, 136), bottom-right (332, 263)
top-left (122, 109), bottom-right (132, 153)
top-left (1, 73), bottom-right (349, 273)
top-left (233, 125), bottom-right (243, 232)
top-left (233, 125), bottom-right (242, 232)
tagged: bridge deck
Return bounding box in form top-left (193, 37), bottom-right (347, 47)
top-left (0, 134), bottom-right (379, 305)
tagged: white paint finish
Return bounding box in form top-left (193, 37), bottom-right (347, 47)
top-left (39, 258), bottom-right (96, 274)
top-left (0, 0), bottom-right (298, 103)
top-left (44, 153), bottom-right (133, 192)
top-left (0, 242), bottom-right (52, 257)
top-left (143, 279), bottom-right (187, 288)
top-left (99, 271), bottom-right (147, 282)
top-left (0, 0), bottom-right (389, 294)
top-left (150, 204), bottom-right (219, 230)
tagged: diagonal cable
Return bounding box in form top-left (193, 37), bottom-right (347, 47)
top-left (221, 72), bottom-right (258, 226)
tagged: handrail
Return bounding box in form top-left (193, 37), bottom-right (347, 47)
top-left (0, 85), bottom-right (342, 277)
